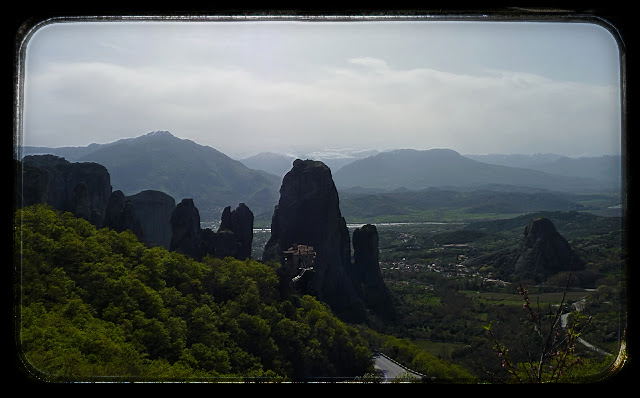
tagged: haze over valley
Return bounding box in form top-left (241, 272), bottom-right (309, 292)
top-left (14, 17), bottom-right (627, 383)
top-left (15, 130), bottom-right (626, 382)
top-left (20, 130), bottom-right (623, 229)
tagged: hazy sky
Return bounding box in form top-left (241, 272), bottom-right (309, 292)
top-left (19, 17), bottom-right (623, 158)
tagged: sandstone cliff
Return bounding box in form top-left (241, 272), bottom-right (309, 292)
top-left (170, 198), bottom-right (210, 260)
top-left (19, 155), bottom-right (112, 227)
top-left (351, 224), bottom-right (395, 320)
top-left (216, 203), bottom-right (254, 260)
top-left (170, 199), bottom-right (254, 261)
top-left (103, 190), bottom-right (175, 249)
top-left (263, 159), bottom-right (392, 322)
top-left (103, 190), bottom-right (145, 241)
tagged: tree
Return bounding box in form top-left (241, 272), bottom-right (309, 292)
top-left (484, 282), bottom-right (600, 383)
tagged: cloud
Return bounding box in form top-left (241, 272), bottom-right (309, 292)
top-left (22, 56), bottom-right (620, 157)
top-left (347, 57), bottom-right (391, 71)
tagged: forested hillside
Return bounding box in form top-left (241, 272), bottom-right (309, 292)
top-left (14, 204), bottom-right (473, 382)
top-left (15, 204), bottom-right (372, 381)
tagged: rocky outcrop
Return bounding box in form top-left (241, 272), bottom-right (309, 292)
top-left (351, 224), bottom-right (395, 320)
top-left (103, 190), bottom-right (145, 241)
top-left (263, 159), bottom-right (391, 322)
top-left (513, 217), bottom-right (585, 281)
top-left (127, 190), bottom-right (176, 249)
top-left (170, 198), bottom-right (211, 260)
top-left (16, 159), bottom-right (49, 209)
top-left (216, 203), bottom-right (254, 260)
top-left (17, 155), bottom-right (253, 256)
top-left (170, 199), bottom-right (254, 261)
top-left (464, 216), bottom-right (584, 283)
top-left (19, 155), bottom-right (112, 226)
top-left (103, 190), bottom-right (175, 249)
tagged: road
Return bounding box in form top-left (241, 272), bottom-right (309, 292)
top-left (373, 354), bottom-right (424, 383)
top-left (561, 299), bottom-right (612, 357)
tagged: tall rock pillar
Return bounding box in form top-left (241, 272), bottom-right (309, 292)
top-left (263, 159), bottom-right (366, 321)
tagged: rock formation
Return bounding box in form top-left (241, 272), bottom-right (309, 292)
top-left (216, 203), bottom-right (254, 260)
top-left (17, 155), bottom-right (254, 260)
top-left (103, 190), bottom-right (145, 241)
top-left (170, 198), bottom-right (211, 260)
top-left (464, 216), bottom-right (584, 283)
top-left (18, 155), bottom-right (112, 227)
top-left (103, 190), bottom-right (175, 249)
top-left (263, 159), bottom-right (392, 322)
top-left (351, 224), bottom-right (395, 320)
top-left (16, 159), bottom-right (48, 209)
top-left (127, 190), bottom-right (176, 249)
top-left (170, 199), bottom-right (254, 261)
top-left (513, 217), bottom-right (585, 281)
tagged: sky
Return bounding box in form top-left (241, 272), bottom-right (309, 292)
top-left (19, 17), bottom-right (623, 159)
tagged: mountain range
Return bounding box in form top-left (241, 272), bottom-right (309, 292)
top-left (20, 132), bottom-right (622, 224)
top-left (234, 148), bottom-right (621, 193)
top-left (464, 153), bottom-right (622, 184)
top-left (22, 131), bottom-right (280, 223)
top-left (332, 148), bottom-right (620, 193)
top-left (239, 149), bottom-right (380, 177)
top-left (238, 152), bottom-right (298, 177)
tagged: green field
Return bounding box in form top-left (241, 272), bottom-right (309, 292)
top-left (461, 289), bottom-right (594, 308)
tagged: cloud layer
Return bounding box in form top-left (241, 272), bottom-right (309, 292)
top-left (21, 20), bottom-right (622, 158)
top-left (23, 55), bottom-right (620, 157)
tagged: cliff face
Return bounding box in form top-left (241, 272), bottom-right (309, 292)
top-left (263, 159), bottom-right (392, 322)
top-left (19, 155), bottom-right (112, 227)
top-left (351, 224), bottom-right (395, 320)
top-left (103, 190), bottom-right (175, 249)
top-left (103, 190), bottom-right (145, 241)
top-left (216, 203), bottom-right (254, 260)
top-left (17, 155), bottom-right (254, 259)
top-left (170, 199), bottom-right (254, 261)
top-left (170, 198), bottom-right (210, 260)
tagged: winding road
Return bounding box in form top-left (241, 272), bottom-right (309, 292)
top-left (561, 298), bottom-right (612, 357)
top-left (373, 353), bottom-right (424, 383)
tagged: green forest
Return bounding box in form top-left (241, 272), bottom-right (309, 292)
top-left (14, 204), bottom-right (477, 383)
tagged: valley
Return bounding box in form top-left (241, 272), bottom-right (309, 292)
top-left (15, 131), bottom-right (627, 383)
top-left (258, 194), bottom-right (623, 379)
top-left (246, 198), bottom-right (625, 381)
top-left (16, 14), bottom-right (627, 384)
top-left (360, 211), bottom-right (624, 380)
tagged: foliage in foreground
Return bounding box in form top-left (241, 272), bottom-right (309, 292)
top-left (484, 284), bottom-right (618, 383)
top-left (356, 327), bottom-right (476, 383)
top-left (14, 205), bottom-right (374, 382)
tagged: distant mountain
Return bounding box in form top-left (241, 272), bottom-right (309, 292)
top-left (20, 142), bottom-right (112, 161)
top-left (238, 149), bottom-right (381, 176)
top-left (339, 187), bottom-right (588, 222)
top-left (27, 131), bottom-right (281, 223)
top-left (465, 153), bottom-right (622, 190)
top-left (301, 149), bottom-right (381, 173)
top-left (332, 148), bottom-right (613, 193)
top-left (463, 153), bottom-right (567, 168)
top-left (239, 152), bottom-right (296, 177)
